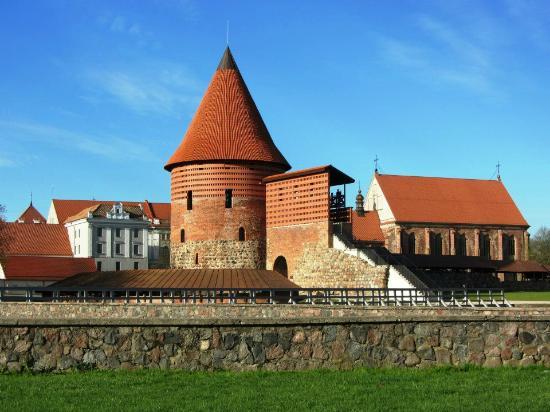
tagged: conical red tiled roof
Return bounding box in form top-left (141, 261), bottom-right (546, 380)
top-left (16, 203), bottom-right (46, 224)
top-left (165, 47), bottom-right (290, 171)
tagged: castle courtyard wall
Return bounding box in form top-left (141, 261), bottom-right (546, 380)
top-left (0, 303), bottom-right (548, 372)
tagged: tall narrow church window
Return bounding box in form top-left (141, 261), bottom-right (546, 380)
top-left (429, 232), bottom-right (442, 256)
top-left (455, 233), bottom-right (467, 256)
top-left (479, 233), bottom-right (491, 259)
top-left (502, 234), bottom-right (515, 260)
top-left (180, 229), bottom-right (185, 243)
top-left (187, 191), bottom-right (193, 210)
top-left (239, 227), bottom-right (245, 241)
top-left (400, 232), bottom-right (415, 254)
top-left (225, 189), bottom-right (233, 208)
top-left (195, 253), bottom-right (199, 265)
top-left (407, 233), bottom-right (416, 255)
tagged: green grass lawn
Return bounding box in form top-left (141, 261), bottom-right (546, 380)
top-left (504, 291), bottom-right (550, 301)
top-left (0, 367), bottom-right (548, 411)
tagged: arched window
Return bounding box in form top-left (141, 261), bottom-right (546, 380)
top-left (479, 233), bottom-right (491, 258)
top-left (400, 232), bottom-right (416, 255)
top-left (180, 229), bottom-right (185, 243)
top-left (187, 191), bottom-right (193, 210)
top-left (502, 234), bottom-right (515, 260)
top-left (195, 253), bottom-right (199, 265)
top-left (408, 233), bottom-right (416, 255)
top-left (273, 256), bottom-right (288, 278)
top-left (238, 227), bottom-right (245, 241)
top-left (455, 233), bottom-right (467, 256)
top-left (429, 232), bottom-right (442, 256)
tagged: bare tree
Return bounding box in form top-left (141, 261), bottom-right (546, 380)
top-left (530, 226), bottom-right (550, 265)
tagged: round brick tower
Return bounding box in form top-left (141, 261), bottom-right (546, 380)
top-left (165, 47), bottom-right (290, 269)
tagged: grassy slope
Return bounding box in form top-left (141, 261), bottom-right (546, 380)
top-left (505, 291), bottom-right (550, 301)
top-left (0, 367), bottom-right (548, 411)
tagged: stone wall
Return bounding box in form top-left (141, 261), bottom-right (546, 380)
top-left (0, 303), bottom-right (548, 372)
top-left (292, 244), bottom-right (388, 288)
top-left (266, 222), bottom-right (386, 288)
top-left (171, 240), bottom-right (265, 269)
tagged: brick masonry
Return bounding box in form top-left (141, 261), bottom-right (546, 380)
top-left (383, 224), bottom-right (528, 260)
top-left (0, 303), bottom-right (548, 372)
top-left (170, 163), bottom-right (283, 269)
top-left (267, 222), bottom-right (386, 288)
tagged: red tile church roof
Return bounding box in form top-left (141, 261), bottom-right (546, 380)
top-left (3, 223), bottom-right (73, 256)
top-left (351, 210), bottom-right (385, 243)
top-left (165, 47), bottom-right (290, 171)
top-left (16, 203), bottom-right (46, 224)
top-left (376, 174), bottom-right (529, 227)
top-left (2, 256), bottom-right (96, 281)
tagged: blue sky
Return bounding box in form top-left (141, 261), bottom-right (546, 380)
top-left (0, 0), bottom-right (548, 232)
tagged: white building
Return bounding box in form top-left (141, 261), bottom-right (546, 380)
top-left (64, 203), bottom-right (150, 271)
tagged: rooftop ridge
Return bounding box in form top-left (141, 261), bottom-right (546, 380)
top-left (376, 173), bottom-right (502, 182)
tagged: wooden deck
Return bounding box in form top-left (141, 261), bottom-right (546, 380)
top-left (53, 269), bottom-right (300, 289)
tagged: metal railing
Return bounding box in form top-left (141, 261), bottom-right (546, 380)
top-left (0, 287), bottom-right (512, 307)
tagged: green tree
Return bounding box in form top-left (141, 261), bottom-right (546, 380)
top-left (529, 226), bottom-right (550, 265)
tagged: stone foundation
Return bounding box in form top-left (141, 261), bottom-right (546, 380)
top-left (171, 240), bottom-right (266, 269)
top-left (0, 303), bottom-right (548, 372)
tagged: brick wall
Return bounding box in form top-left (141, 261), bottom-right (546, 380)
top-left (170, 163), bottom-right (283, 269)
top-left (383, 223), bottom-right (528, 261)
top-left (266, 221), bottom-right (329, 276)
top-left (0, 303), bottom-right (548, 372)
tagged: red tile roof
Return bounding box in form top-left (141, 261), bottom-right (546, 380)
top-left (3, 223), bottom-right (73, 256)
top-left (263, 165), bottom-right (355, 186)
top-left (16, 203), bottom-right (46, 224)
top-left (499, 260), bottom-right (550, 273)
top-left (165, 47), bottom-right (290, 172)
top-left (351, 210), bottom-right (385, 243)
top-left (54, 269), bottom-right (300, 289)
top-left (376, 174), bottom-right (529, 227)
top-left (64, 204), bottom-right (145, 224)
top-left (51, 199), bottom-right (170, 225)
top-left (1, 256), bottom-right (96, 281)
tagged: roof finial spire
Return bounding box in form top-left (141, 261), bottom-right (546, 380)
top-left (496, 161), bottom-right (501, 181)
top-left (374, 155), bottom-right (379, 174)
top-left (30, 191), bottom-right (33, 206)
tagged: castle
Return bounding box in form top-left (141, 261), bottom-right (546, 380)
top-left (164, 47), bottom-right (535, 289)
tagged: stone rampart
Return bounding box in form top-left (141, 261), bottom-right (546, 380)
top-left (0, 303), bottom-right (548, 372)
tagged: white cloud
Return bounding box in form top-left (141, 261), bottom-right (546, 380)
top-left (0, 120), bottom-right (159, 163)
top-left (0, 155), bottom-right (16, 168)
top-left (84, 64), bottom-right (201, 116)
top-left (377, 15), bottom-right (496, 96)
top-left (416, 15), bottom-right (491, 70)
top-left (506, 0), bottom-right (550, 52)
